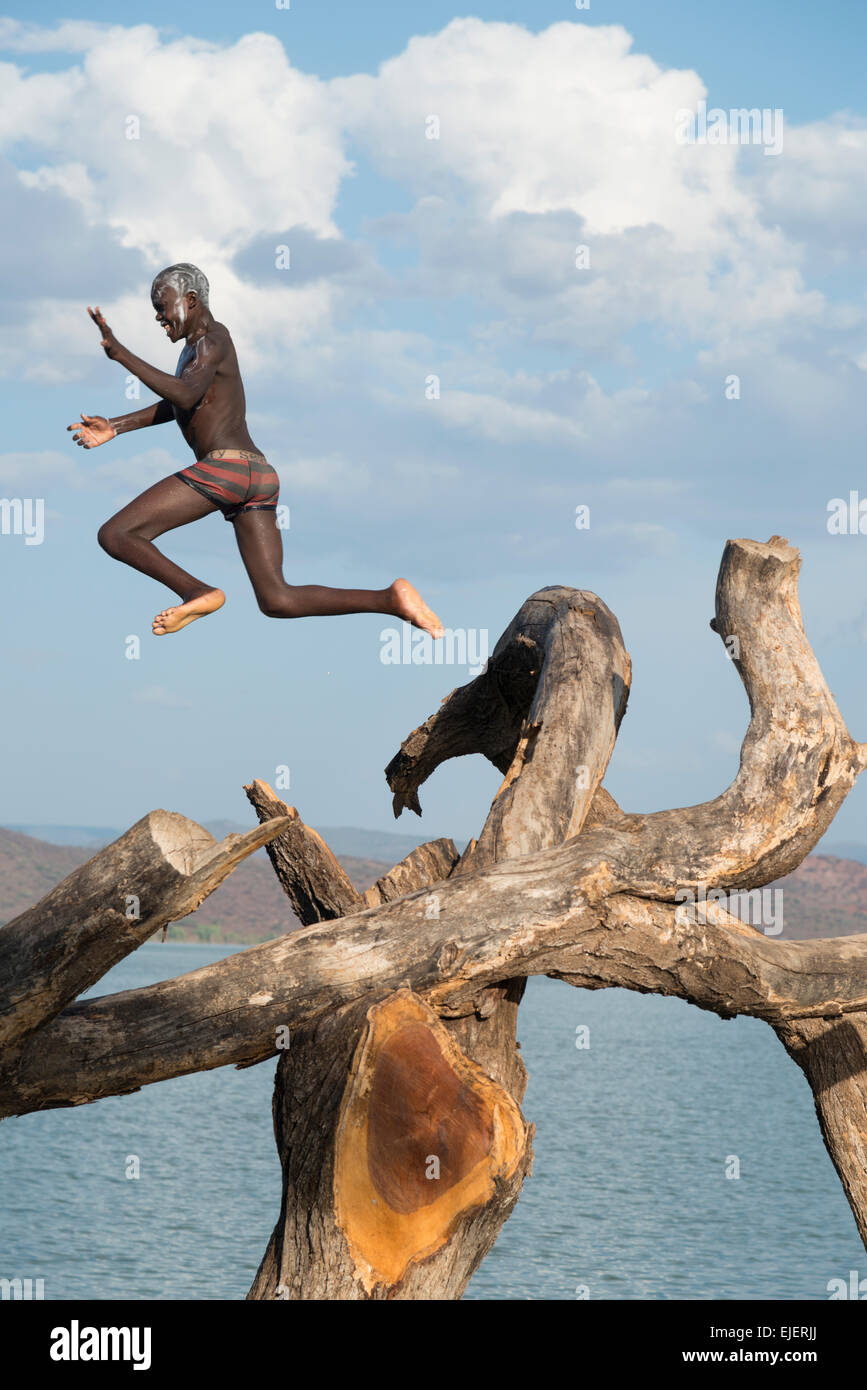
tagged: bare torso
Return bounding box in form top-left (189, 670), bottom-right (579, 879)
top-left (174, 323), bottom-right (261, 458)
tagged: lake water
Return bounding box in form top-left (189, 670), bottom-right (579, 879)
top-left (1, 943), bottom-right (863, 1300)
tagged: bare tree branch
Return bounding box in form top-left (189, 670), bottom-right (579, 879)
top-left (244, 779), bottom-right (361, 922)
top-left (362, 839), bottom-right (460, 907)
top-left (7, 866), bottom-right (867, 1118)
top-left (0, 811), bottom-right (291, 1053)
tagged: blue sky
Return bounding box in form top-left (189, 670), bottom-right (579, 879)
top-left (15, 0), bottom-right (867, 122)
top-left (1, 3), bottom-right (866, 852)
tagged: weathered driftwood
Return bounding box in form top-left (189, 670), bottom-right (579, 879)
top-left (362, 838), bottom-right (460, 908)
top-left (243, 779), bottom-right (460, 914)
top-left (384, 587), bottom-right (631, 869)
top-left (248, 982), bottom-right (533, 1300)
top-left (243, 777), bottom-right (531, 1298)
top-left (4, 535), bottom-right (867, 1297)
top-left (775, 1014), bottom-right (867, 1245)
top-left (391, 540), bottom-right (866, 894)
top-left (258, 584), bottom-right (627, 1296)
top-left (331, 990), bottom-right (527, 1292)
top-left (0, 811), bottom-right (291, 1054)
top-left (246, 540), bottom-right (867, 1295)
top-left (11, 883), bottom-right (867, 1117)
top-left (244, 779), bottom-right (361, 921)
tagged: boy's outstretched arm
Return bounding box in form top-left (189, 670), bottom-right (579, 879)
top-left (66, 399), bottom-right (173, 448)
top-left (88, 306), bottom-right (224, 410)
top-left (110, 399), bottom-right (175, 436)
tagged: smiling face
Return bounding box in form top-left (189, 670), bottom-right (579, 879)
top-left (151, 281), bottom-right (193, 343)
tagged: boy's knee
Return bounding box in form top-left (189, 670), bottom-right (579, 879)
top-left (258, 592), bottom-right (295, 619)
top-left (97, 520), bottom-right (122, 556)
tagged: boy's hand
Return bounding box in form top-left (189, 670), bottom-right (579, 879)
top-left (88, 305), bottom-right (122, 360)
top-left (67, 413), bottom-right (116, 448)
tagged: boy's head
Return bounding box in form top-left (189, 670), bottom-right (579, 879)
top-left (151, 263), bottom-right (209, 342)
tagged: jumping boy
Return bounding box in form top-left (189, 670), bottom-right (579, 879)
top-left (67, 263), bottom-right (444, 638)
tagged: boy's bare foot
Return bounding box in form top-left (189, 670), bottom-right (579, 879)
top-left (389, 578), bottom-right (444, 638)
top-left (153, 588), bottom-right (225, 635)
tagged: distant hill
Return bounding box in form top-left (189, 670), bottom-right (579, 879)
top-left (765, 854), bottom-right (867, 939)
top-left (818, 841), bottom-right (867, 867)
top-left (5, 824), bottom-right (122, 848)
top-left (0, 828), bottom-right (99, 922)
top-left (0, 826), bottom-right (390, 945)
top-left (4, 826), bottom-right (867, 947)
top-left (6, 821), bottom-right (459, 863)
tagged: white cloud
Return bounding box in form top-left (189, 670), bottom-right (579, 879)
top-left (756, 115), bottom-right (867, 264)
top-left (433, 389), bottom-right (586, 445)
top-left (0, 19), bottom-right (116, 52)
top-left (336, 21), bottom-right (742, 246)
top-left (20, 27), bottom-right (344, 255)
top-left (0, 15), bottom-right (863, 453)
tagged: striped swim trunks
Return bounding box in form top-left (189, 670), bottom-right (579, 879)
top-left (175, 449), bottom-right (280, 522)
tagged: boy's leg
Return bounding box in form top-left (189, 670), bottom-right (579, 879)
top-left (98, 475), bottom-right (225, 634)
top-left (232, 509), bottom-right (443, 634)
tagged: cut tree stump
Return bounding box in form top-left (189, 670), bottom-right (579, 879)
top-left (0, 811), bottom-right (291, 1055)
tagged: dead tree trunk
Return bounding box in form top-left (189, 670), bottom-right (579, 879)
top-left (246, 591), bottom-right (629, 1298)
top-left (243, 789), bottom-right (534, 1300)
top-left (3, 537), bottom-right (867, 1300)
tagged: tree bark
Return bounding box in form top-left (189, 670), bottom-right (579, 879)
top-left (248, 988), bottom-right (532, 1300)
top-left (243, 780), bottom-right (362, 921)
top-left (11, 887), bottom-right (867, 1118)
top-left (774, 1014), bottom-right (867, 1247)
top-left (0, 811), bottom-right (290, 1054)
top-left (242, 795), bottom-right (535, 1298)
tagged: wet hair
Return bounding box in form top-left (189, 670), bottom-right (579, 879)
top-left (151, 263), bottom-right (210, 306)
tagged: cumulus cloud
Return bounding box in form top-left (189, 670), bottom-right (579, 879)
top-left (0, 18), bottom-right (114, 52)
top-left (336, 22), bottom-right (741, 242)
top-left (0, 22), bottom-right (849, 338)
top-left (0, 14), bottom-right (863, 483)
top-left (232, 227), bottom-right (379, 288)
top-left (0, 26), bottom-right (347, 256)
top-left (432, 389), bottom-right (587, 445)
top-left (0, 158), bottom-right (147, 303)
top-left (754, 115), bottom-right (867, 266)
top-left (0, 22), bottom-right (351, 376)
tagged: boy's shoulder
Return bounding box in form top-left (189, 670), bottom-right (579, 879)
top-left (204, 320), bottom-right (233, 347)
top-left (196, 321), bottom-right (235, 361)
